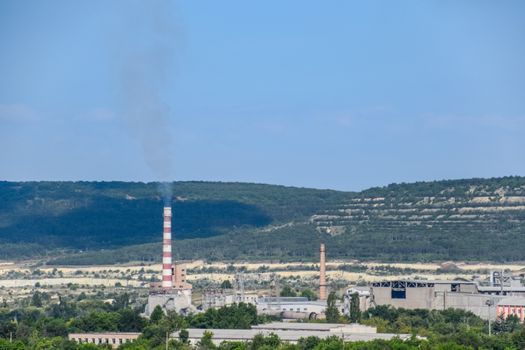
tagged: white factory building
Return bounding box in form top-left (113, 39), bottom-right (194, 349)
top-left (256, 297), bottom-right (327, 319)
top-left (368, 274), bottom-right (525, 321)
top-left (179, 322), bottom-right (415, 345)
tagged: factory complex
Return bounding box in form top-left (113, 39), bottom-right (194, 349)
top-left (68, 204), bottom-right (525, 347)
top-left (141, 206), bottom-right (525, 325)
top-left (362, 274), bottom-right (525, 321)
top-left (144, 206), bottom-right (525, 323)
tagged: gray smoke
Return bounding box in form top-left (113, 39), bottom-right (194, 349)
top-left (115, 1), bottom-right (181, 205)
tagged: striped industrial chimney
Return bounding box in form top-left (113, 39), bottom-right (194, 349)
top-left (319, 243), bottom-right (327, 300)
top-left (162, 207), bottom-right (173, 289)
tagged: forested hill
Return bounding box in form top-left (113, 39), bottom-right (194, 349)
top-left (2, 177), bottom-right (525, 264)
top-left (0, 181), bottom-right (347, 259)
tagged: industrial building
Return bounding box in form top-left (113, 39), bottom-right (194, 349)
top-left (201, 243), bottom-right (330, 319)
top-left (255, 244), bottom-right (329, 319)
top-left (179, 322), bottom-right (415, 345)
top-left (144, 205), bottom-right (331, 320)
top-left (257, 296), bottom-right (327, 319)
top-left (369, 275), bottom-right (525, 321)
top-left (202, 290), bottom-right (259, 309)
top-left (496, 297), bottom-right (525, 322)
top-left (202, 294), bottom-right (328, 320)
top-left (343, 287), bottom-right (371, 316)
top-left (69, 323), bottom-right (415, 347)
top-left (68, 332), bottom-right (140, 348)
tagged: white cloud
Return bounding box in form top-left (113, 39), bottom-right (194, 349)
top-left (88, 108), bottom-right (117, 121)
top-left (424, 114), bottom-right (525, 131)
top-left (71, 108), bottom-right (118, 123)
top-left (0, 104), bottom-right (37, 122)
top-left (254, 120), bottom-right (287, 135)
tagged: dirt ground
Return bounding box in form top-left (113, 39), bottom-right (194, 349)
top-left (1, 260), bottom-right (522, 289)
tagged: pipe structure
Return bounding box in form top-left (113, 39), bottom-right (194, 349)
top-left (162, 207), bottom-right (173, 289)
top-left (319, 243), bottom-right (327, 300)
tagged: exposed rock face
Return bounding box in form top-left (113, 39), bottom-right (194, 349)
top-left (312, 195), bottom-right (525, 231)
top-left (308, 181), bottom-right (525, 260)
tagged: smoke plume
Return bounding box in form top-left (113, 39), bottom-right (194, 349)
top-left (115, 1), bottom-right (181, 205)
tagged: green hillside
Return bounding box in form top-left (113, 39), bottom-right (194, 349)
top-left (0, 181), bottom-right (347, 260)
top-left (1, 177), bottom-right (525, 264)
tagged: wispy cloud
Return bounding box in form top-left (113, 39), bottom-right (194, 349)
top-left (0, 104), bottom-right (38, 122)
top-left (331, 109), bottom-right (525, 134)
top-left (334, 115), bottom-right (355, 128)
top-left (78, 108), bottom-right (117, 122)
top-left (253, 120), bottom-right (288, 135)
top-left (328, 106), bottom-right (396, 129)
top-left (424, 114), bottom-right (525, 131)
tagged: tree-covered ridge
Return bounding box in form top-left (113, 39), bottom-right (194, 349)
top-left (3, 177), bottom-right (525, 263)
top-left (312, 176), bottom-right (525, 262)
top-left (362, 176), bottom-right (525, 198)
top-left (0, 181), bottom-right (347, 259)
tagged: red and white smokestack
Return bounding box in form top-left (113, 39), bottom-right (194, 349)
top-left (319, 243), bottom-right (327, 300)
top-left (162, 207), bottom-right (173, 289)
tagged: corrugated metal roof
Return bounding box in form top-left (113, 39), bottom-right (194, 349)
top-left (497, 297), bottom-right (525, 306)
top-left (182, 329), bottom-right (412, 342)
top-left (478, 286), bottom-right (525, 292)
top-left (252, 322), bottom-right (374, 332)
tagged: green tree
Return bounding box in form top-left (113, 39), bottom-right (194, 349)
top-left (42, 318), bottom-right (67, 337)
top-left (297, 336), bottom-right (320, 350)
top-left (70, 311), bottom-right (120, 332)
top-left (150, 305), bottom-right (164, 324)
top-left (300, 289), bottom-right (317, 301)
top-left (113, 293), bottom-right (130, 310)
top-left (512, 327), bottom-right (525, 349)
top-left (30, 292), bottom-right (43, 307)
top-left (189, 303), bottom-right (258, 329)
top-left (325, 292), bottom-right (340, 323)
top-left (117, 308), bottom-right (145, 332)
top-left (280, 286), bottom-right (297, 297)
top-left (141, 323), bottom-right (169, 348)
top-left (0, 339), bottom-right (26, 350)
top-left (179, 329), bottom-right (189, 343)
top-left (197, 331), bottom-right (216, 350)
top-left (117, 338), bottom-right (150, 350)
top-left (249, 334), bottom-right (280, 350)
top-left (349, 292), bottom-right (361, 323)
top-left (221, 280), bottom-right (233, 289)
top-left (493, 315), bottom-right (520, 334)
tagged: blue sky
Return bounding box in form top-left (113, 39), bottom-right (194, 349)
top-left (1, 1), bottom-right (524, 191)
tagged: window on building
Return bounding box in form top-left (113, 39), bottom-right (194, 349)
top-left (451, 283), bottom-right (459, 292)
top-left (391, 287), bottom-right (406, 299)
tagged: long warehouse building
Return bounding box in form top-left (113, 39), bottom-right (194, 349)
top-left (370, 279), bottom-right (525, 320)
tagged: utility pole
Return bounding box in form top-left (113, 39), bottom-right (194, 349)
top-left (239, 272), bottom-right (245, 303)
top-left (501, 269), bottom-right (505, 296)
top-left (486, 299), bottom-right (494, 336)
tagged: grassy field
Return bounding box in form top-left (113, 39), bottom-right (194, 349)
top-left (1, 259), bottom-right (522, 289)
